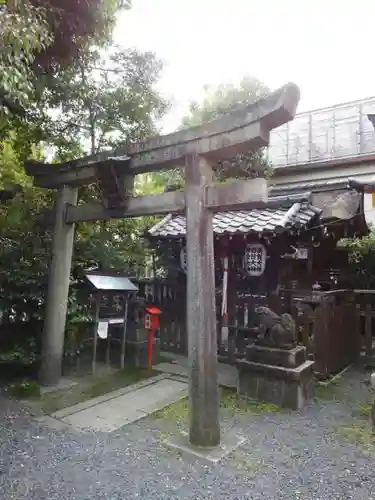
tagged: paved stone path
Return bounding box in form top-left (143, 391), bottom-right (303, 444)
top-left (36, 353), bottom-right (235, 434)
top-left (41, 374), bottom-right (188, 433)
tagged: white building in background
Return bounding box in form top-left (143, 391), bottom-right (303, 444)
top-left (268, 96), bottom-right (375, 227)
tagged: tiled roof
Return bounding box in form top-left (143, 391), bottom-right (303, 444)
top-left (148, 202), bottom-right (321, 239)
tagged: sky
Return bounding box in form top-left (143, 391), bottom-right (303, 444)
top-left (114, 0), bottom-right (375, 133)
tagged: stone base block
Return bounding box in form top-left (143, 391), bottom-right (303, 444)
top-left (164, 431), bottom-right (246, 465)
top-left (246, 344), bottom-right (306, 368)
top-left (237, 359), bottom-right (315, 410)
top-left (125, 338), bottom-right (161, 369)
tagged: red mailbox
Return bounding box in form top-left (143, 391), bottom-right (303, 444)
top-left (144, 306), bottom-right (161, 369)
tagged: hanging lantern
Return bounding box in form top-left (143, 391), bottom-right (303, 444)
top-left (243, 243), bottom-right (267, 276)
top-left (180, 246), bottom-right (187, 273)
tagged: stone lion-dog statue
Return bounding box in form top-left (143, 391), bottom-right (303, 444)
top-left (254, 306), bottom-right (297, 348)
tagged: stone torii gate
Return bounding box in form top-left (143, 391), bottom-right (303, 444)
top-left (24, 82), bottom-right (300, 447)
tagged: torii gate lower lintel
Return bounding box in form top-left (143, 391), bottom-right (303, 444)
top-left (24, 82), bottom-right (300, 448)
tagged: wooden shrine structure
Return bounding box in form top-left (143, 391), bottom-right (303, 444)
top-left (23, 82), bottom-right (300, 448)
top-left (148, 178), bottom-right (369, 299)
top-left (147, 179), bottom-right (369, 379)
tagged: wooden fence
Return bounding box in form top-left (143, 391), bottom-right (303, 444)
top-left (0, 277), bottom-right (373, 380)
top-left (145, 282), bottom-right (369, 379)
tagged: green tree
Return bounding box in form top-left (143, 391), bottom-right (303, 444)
top-left (39, 45), bottom-right (169, 273)
top-left (183, 75), bottom-right (272, 181)
top-left (0, 29), bottom-right (168, 364)
top-left (0, 1), bottom-right (51, 114)
top-left (153, 75), bottom-right (272, 192)
top-left (40, 46), bottom-right (169, 157)
top-left (181, 76), bottom-right (270, 128)
top-left (338, 229), bottom-right (375, 288)
top-left (0, 0), bottom-right (130, 115)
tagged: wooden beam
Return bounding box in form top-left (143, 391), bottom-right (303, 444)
top-left (65, 190), bottom-right (185, 223)
top-left (25, 82), bottom-right (300, 187)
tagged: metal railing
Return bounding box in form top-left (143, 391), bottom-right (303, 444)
top-left (268, 96), bottom-right (375, 167)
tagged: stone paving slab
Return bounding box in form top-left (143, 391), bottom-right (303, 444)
top-left (51, 373), bottom-right (168, 420)
top-left (36, 415), bottom-right (76, 433)
top-left (58, 377), bottom-right (188, 432)
top-left (153, 362), bottom-right (188, 377)
top-left (40, 377), bottom-right (78, 394)
top-left (165, 430), bottom-right (247, 465)
top-left (153, 360), bottom-right (238, 389)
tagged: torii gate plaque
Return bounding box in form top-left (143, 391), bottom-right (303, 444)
top-left (24, 83), bottom-right (300, 447)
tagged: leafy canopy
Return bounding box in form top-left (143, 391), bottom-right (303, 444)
top-left (154, 75), bottom-right (272, 192)
top-left (338, 227), bottom-right (375, 288)
top-left (0, 0), bottom-right (130, 114)
top-left (0, 1), bottom-right (51, 113)
top-left (41, 46), bottom-right (169, 158)
top-left (181, 76), bottom-right (270, 128)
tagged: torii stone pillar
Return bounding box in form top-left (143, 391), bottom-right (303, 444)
top-left (185, 155), bottom-right (220, 445)
top-left (40, 185), bottom-right (78, 386)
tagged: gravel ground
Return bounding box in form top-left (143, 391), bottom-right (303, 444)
top-left (1, 369), bottom-right (375, 500)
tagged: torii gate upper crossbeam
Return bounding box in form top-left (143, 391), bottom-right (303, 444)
top-left (24, 82), bottom-right (300, 188)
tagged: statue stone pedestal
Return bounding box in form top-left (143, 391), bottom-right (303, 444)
top-left (125, 327), bottom-right (160, 369)
top-left (237, 344), bottom-right (315, 410)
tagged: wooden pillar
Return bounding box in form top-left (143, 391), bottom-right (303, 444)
top-left (40, 185), bottom-right (78, 386)
top-left (185, 154), bottom-right (220, 447)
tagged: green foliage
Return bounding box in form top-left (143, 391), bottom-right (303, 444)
top-left (32, 0), bottom-right (132, 67)
top-left (0, 188), bottom-right (53, 323)
top-left (0, 1), bottom-right (52, 114)
top-left (358, 403), bottom-right (372, 418)
top-left (153, 389), bottom-right (281, 428)
top-left (39, 46), bottom-right (169, 156)
top-left (6, 378), bottom-right (40, 398)
top-left (338, 227), bottom-right (375, 287)
top-left (156, 75), bottom-right (272, 191)
top-left (315, 379), bottom-right (341, 400)
top-left (0, 338), bottom-right (38, 365)
top-left (339, 228), bottom-right (375, 259)
top-left (0, 29), bottom-right (169, 374)
top-left (0, 137), bottom-right (52, 324)
top-left (1, 0), bottom-right (130, 120)
top-left (337, 422), bottom-right (375, 457)
top-left (181, 76), bottom-right (270, 128)
top-left (0, 150), bottom-right (154, 325)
